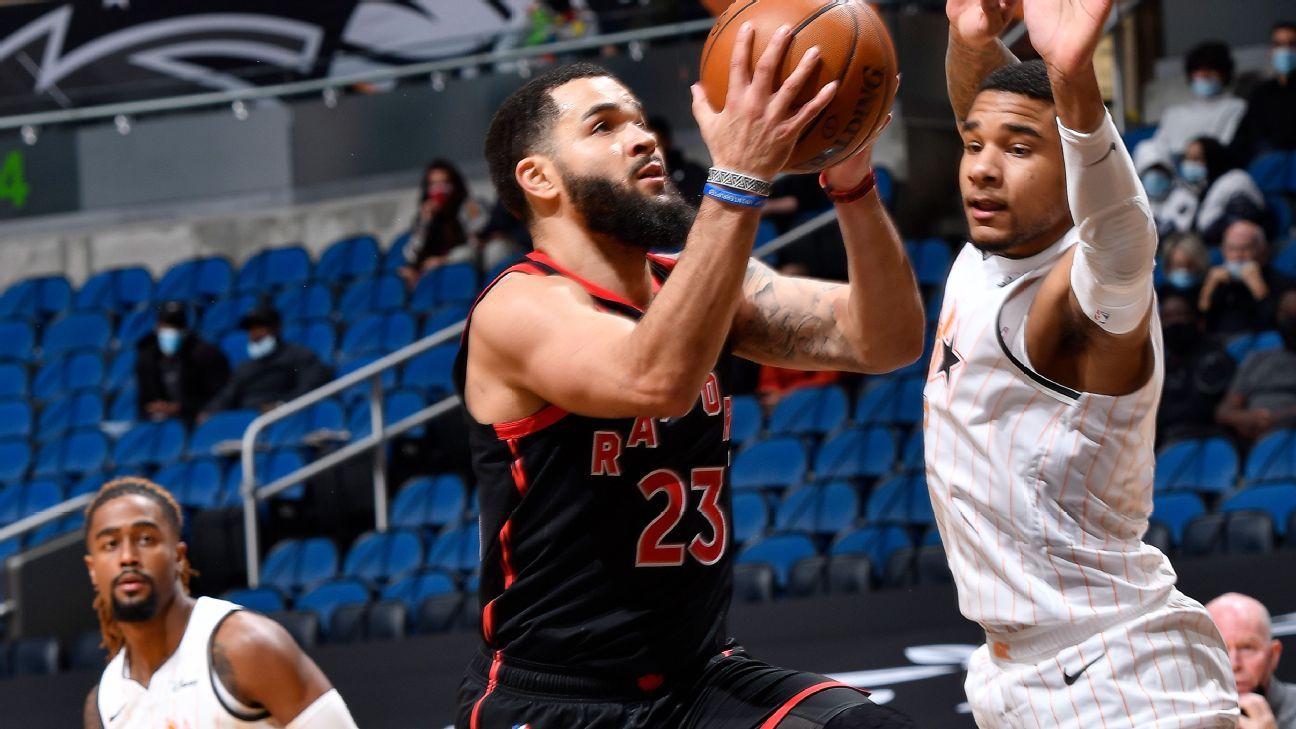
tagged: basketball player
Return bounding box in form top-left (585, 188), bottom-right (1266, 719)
top-left (82, 477), bottom-right (359, 728)
top-left (455, 21), bottom-right (922, 729)
top-left (924, 0), bottom-right (1238, 726)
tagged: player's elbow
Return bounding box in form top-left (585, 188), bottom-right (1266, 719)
top-left (625, 377), bottom-right (700, 419)
top-left (849, 320), bottom-right (926, 374)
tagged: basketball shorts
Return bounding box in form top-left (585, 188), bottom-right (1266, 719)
top-left (457, 645), bottom-right (913, 729)
top-left (965, 590), bottom-right (1239, 729)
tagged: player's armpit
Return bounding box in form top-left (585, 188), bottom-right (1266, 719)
top-left (211, 611), bottom-right (338, 726)
top-left (83, 686), bottom-right (102, 729)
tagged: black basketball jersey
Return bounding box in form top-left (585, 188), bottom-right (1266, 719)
top-left (452, 250), bottom-right (735, 689)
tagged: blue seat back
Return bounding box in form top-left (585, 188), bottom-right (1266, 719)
top-left (219, 331), bottom-right (249, 368)
top-left (36, 392), bottom-right (102, 443)
top-left (390, 474), bottom-right (467, 530)
top-left (155, 258), bottom-right (233, 304)
top-left (814, 426), bottom-right (897, 481)
top-left (33, 429), bottom-right (107, 479)
top-left (411, 263), bottom-right (478, 312)
top-left (380, 569), bottom-right (456, 612)
top-left (75, 267), bottom-right (154, 313)
top-left (1150, 492), bottom-right (1206, 545)
top-left (775, 482), bottom-right (859, 534)
top-left (420, 305), bottom-right (469, 339)
top-left (0, 321), bottom-right (34, 363)
top-left (0, 276), bottom-right (72, 321)
top-left (400, 344), bottom-right (457, 397)
top-left (316, 235), bottom-right (380, 285)
top-left (108, 386), bottom-right (138, 422)
top-left (155, 458), bottom-right (225, 509)
top-left (105, 349), bottom-right (137, 394)
top-left (854, 376), bottom-right (923, 426)
top-left (831, 524), bottom-right (913, 567)
top-left (1245, 429), bottom-right (1296, 483)
top-left (384, 233), bottom-right (411, 272)
top-left (729, 394), bottom-right (762, 445)
top-left (0, 364), bottom-right (25, 398)
top-left (1154, 437), bottom-right (1238, 494)
top-left (913, 238), bottom-right (952, 286)
top-left (32, 352), bottom-right (104, 401)
top-left (736, 533), bottom-right (818, 586)
top-left (425, 523), bottom-right (480, 573)
top-left (768, 385), bottom-right (848, 437)
top-left (116, 309), bottom-right (156, 349)
top-left (189, 409), bottom-right (257, 456)
top-left (222, 586), bottom-right (285, 613)
top-left (730, 437), bottom-right (807, 490)
top-left (282, 319), bottom-right (335, 363)
top-left (343, 529), bottom-right (425, 583)
top-left (340, 312), bottom-right (416, 359)
top-left (1248, 151), bottom-right (1291, 194)
top-left (339, 276), bottom-right (405, 320)
top-left (111, 420), bottom-right (186, 470)
top-left (0, 400), bottom-right (32, 441)
top-left (0, 440), bottom-right (31, 484)
top-left (865, 473), bottom-right (933, 526)
top-left (198, 295), bottom-right (257, 339)
top-left (732, 491), bottom-right (770, 546)
top-left (235, 246), bottom-right (311, 294)
top-left (265, 399), bottom-right (345, 448)
top-left (1220, 483), bottom-right (1296, 537)
top-left (295, 578), bottom-right (370, 632)
top-left (263, 536), bottom-right (338, 594)
top-left (42, 312), bottom-right (111, 360)
top-left (274, 284), bottom-right (334, 323)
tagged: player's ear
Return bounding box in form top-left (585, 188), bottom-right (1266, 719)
top-left (84, 553), bottom-right (95, 580)
top-left (516, 155), bottom-right (561, 207)
top-left (175, 541), bottom-right (188, 571)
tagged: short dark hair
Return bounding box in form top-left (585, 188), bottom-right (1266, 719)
top-left (1185, 41), bottom-right (1234, 84)
top-left (484, 63), bottom-right (619, 221)
top-left (85, 477), bottom-right (184, 542)
top-left (976, 59), bottom-right (1054, 105)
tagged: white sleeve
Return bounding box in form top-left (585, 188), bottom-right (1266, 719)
top-left (1059, 110), bottom-right (1157, 335)
top-left (283, 689), bottom-right (359, 729)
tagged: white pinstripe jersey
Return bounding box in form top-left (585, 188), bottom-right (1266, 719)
top-left (923, 231), bottom-right (1176, 643)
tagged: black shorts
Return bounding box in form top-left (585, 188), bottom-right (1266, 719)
top-left (456, 646), bottom-right (913, 729)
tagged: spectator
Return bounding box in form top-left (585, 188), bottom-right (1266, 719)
top-left (1159, 232), bottom-right (1211, 303)
top-left (397, 160), bottom-right (486, 288)
top-left (1151, 40), bottom-right (1248, 156)
top-left (1135, 139), bottom-right (1198, 237)
top-left (135, 301), bottom-right (230, 424)
top-left (201, 304), bottom-right (333, 416)
top-left (1231, 21), bottom-right (1296, 164)
top-left (1157, 291), bottom-right (1235, 445)
top-left (1216, 287), bottom-right (1296, 444)
top-left (1200, 220), bottom-right (1285, 336)
top-left (1182, 136), bottom-right (1268, 243)
top-left (476, 199), bottom-right (532, 273)
top-left (647, 115), bottom-right (707, 208)
top-left (1205, 593), bottom-right (1295, 729)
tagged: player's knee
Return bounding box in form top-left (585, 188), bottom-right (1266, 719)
top-left (820, 702), bottom-right (915, 729)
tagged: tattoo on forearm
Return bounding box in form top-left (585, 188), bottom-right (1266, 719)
top-left (212, 641), bottom-right (242, 704)
top-left (738, 262), bottom-right (858, 368)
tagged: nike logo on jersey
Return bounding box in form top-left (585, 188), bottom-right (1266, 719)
top-left (170, 678), bottom-right (198, 691)
top-left (1062, 655), bottom-right (1102, 685)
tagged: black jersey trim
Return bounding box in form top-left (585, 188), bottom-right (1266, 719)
top-left (207, 609), bottom-right (273, 722)
top-left (993, 285), bottom-right (1082, 401)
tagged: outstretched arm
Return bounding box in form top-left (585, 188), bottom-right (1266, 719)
top-left (946, 0), bottom-right (1020, 120)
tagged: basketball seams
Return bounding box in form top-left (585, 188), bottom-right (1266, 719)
top-left (790, 3), bottom-right (859, 165)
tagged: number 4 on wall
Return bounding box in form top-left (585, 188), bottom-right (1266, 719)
top-left (0, 151), bottom-right (30, 210)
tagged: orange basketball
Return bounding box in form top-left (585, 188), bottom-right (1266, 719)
top-left (699, 0), bottom-right (899, 173)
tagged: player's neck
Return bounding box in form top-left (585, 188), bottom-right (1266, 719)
top-left (121, 592), bottom-right (196, 686)
top-left (532, 221), bottom-right (656, 308)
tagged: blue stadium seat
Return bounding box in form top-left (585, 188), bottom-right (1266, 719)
top-left (420, 305), bottom-right (469, 339)
top-left (380, 569), bottom-right (456, 613)
top-left (854, 376), bottom-right (924, 427)
top-left (737, 533), bottom-right (818, 587)
top-left (730, 437), bottom-right (807, 491)
top-left (1268, 195), bottom-right (1293, 243)
top-left (74, 267), bottom-right (154, 314)
top-left (68, 472), bottom-right (107, 499)
top-left (813, 426), bottom-right (896, 482)
top-left (235, 246), bottom-right (311, 295)
top-left (0, 320), bottom-right (34, 363)
top-left (265, 399), bottom-right (346, 448)
top-left (1154, 437), bottom-right (1238, 494)
top-left (383, 233), bottom-right (411, 273)
top-left (729, 394), bottom-right (762, 445)
top-left (9, 637), bottom-right (59, 676)
top-left (274, 284), bottom-right (334, 323)
top-left (830, 524), bottom-right (913, 568)
top-left (154, 257), bottom-right (233, 305)
top-left (32, 429), bottom-right (107, 479)
top-left (926, 287), bottom-right (944, 324)
top-left (222, 586), bottom-right (286, 614)
top-left (1221, 483), bottom-right (1296, 537)
top-left (337, 356), bottom-right (399, 408)
top-left (35, 392), bottom-right (101, 443)
top-left (874, 166), bottom-right (895, 208)
top-left (1150, 492), bottom-right (1206, 546)
top-left (0, 364), bottom-right (25, 399)
top-left (32, 351), bottom-right (103, 401)
top-left (425, 523), bottom-right (480, 573)
top-left (338, 276), bottom-right (405, 321)
top-left (104, 349), bottom-right (136, 393)
top-left (899, 431), bottom-right (924, 472)
top-left (198, 295), bottom-right (257, 339)
top-left (1121, 125), bottom-right (1156, 152)
top-left (316, 235), bottom-right (380, 286)
top-left (410, 263), bottom-right (478, 313)
top-left (400, 344), bottom-right (457, 399)
top-left (733, 562), bottom-right (775, 602)
top-left (774, 481), bottom-right (859, 535)
top-left (295, 578), bottom-right (370, 639)
top-left (1227, 331), bottom-right (1284, 365)
top-left (349, 389), bottom-right (426, 441)
top-left (342, 529), bottom-right (425, 584)
top-left (390, 475), bottom-right (467, 532)
top-left (0, 481), bottom-right (62, 527)
top-left (218, 331), bottom-right (249, 369)
top-left (107, 386), bottom-right (137, 422)
top-left (768, 385), bottom-right (848, 438)
top-left (282, 319), bottom-right (334, 363)
top-left (913, 238), bottom-right (952, 287)
top-left (226, 450), bottom-right (307, 503)
top-left (116, 309), bottom-right (156, 350)
top-left (189, 409), bottom-right (256, 456)
top-left (0, 400), bottom-right (31, 441)
top-left (865, 473), bottom-right (933, 526)
top-left (262, 537), bottom-right (339, 595)
top-left (1248, 151), bottom-right (1290, 194)
top-left (112, 420), bottom-right (186, 471)
top-left (1244, 429), bottom-right (1296, 483)
top-left (154, 458), bottom-right (225, 510)
top-left (340, 312), bottom-right (416, 360)
top-left (0, 276), bottom-right (72, 321)
top-left (1275, 243), bottom-right (1296, 280)
top-left (40, 312), bottom-right (111, 360)
top-left (733, 491), bottom-right (770, 546)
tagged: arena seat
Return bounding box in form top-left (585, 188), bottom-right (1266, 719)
top-left (235, 246), bottom-right (311, 295)
top-left (9, 637), bottom-right (59, 676)
top-left (728, 394), bottom-right (762, 446)
top-left (1275, 243), bottom-right (1296, 279)
top-left (222, 586), bottom-right (286, 614)
top-left (732, 491), bottom-right (770, 546)
top-left (115, 309), bottom-right (156, 350)
top-left (104, 350), bottom-right (136, 394)
top-left (264, 399), bottom-right (346, 448)
top-left (882, 546), bottom-right (919, 588)
top-left (737, 533), bottom-right (818, 587)
top-left (1143, 521), bottom-right (1172, 555)
top-left (389, 475), bottom-right (467, 533)
top-left (865, 473), bottom-right (934, 527)
top-left (826, 554), bottom-right (874, 594)
top-left (774, 482), bottom-right (859, 536)
top-left (296, 578), bottom-right (371, 640)
top-left (0, 364), bottom-right (25, 399)
top-left (0, 321), bottom-right (34, 364)
top-left (348, 389), bottom-right (424, 441)
top-left (0, 481), bottom-right (62, 529)
top-left (383, 233), bottom-right (411, 273)
top-left (730, 436), bottom-right (807, 491)
top-left (419, 305), bottom-right (469, 339)
top-left (732, 562), bottom-right (776, 603)
top-left (416, 592), bottom-right (464, 634)
top-left (1151, 492), bottom-right (1206, 545)
top-left (316, 235), bottom-right (380, 286)
top-left (1226, 331), bottom-right (1283, 365)
top-left (425, 523), bottom-right (480, 574)
top-left (0, 276), bottom-right (72, 322)
top-left (36, 393), bottom-right (101, 443)
top-left (338, 275), bottom-right (405, 322)
top-left (74, 267), bottom-right (153, 314)
top-left (1221, 483), bottom-right (1296, 537)
top-left (364, 600), bottom-right (407, 640)
top-left (154, 257), bottom-right (233, 306)
top-left (813, 426), bottom-right (897, 483)
top-left (40, 312), bottom-right (111, 360)
top-left (32, 429), bottom-right (107, 479)
top-left (0, 401), bottom-right (31, 441)
top-left (1154, 437), bottom-right (1238, 494)
top-left (327, 603), bottom-right (369, 643)
top-left (786, 555), bottom-right (827, 597)
top-left (155, 459), bottom-right (225, 510)
top-left (854, 376), bottom-right (923, 427)
top-left (267, 610), bottom-right (319, 649)
top-left (31, 351), bottom-right (103, 401)
top-left (197, 295), bottom-right (257, 339)
top-left (112, 419), bottom-right (185, 471)
top-left (912, 238), bottom-right (952, 287)
top-left (399, 344), bottom-right (457, 400)
top-left (224, 449), bottom-right (306, 502)
top-left (189, 409), bottom-right (256, 456)
top-left (1244, 429), bottom-right (1296, 483)
top-left (411, 264), bottom-right (477, 314)
top-left (914, 545), bottom-right (953, 586)
top-left (1223, 511), bottom-right (1276, 555)
top-left (275, 283), bottom-right (334, 323)
top-left (66, 630), bottom-right (107, 672)
top-left (336, 355), bottom-right (398, 407)
top-left (380, 569), bottom-right (457, 614)
top-left (340, 312), bottom-right (416, 360)
top-left (282, 319), bottom-right (336, 363)
top-left (768, 384), bottom-right (848, 438)
top-left (1248, 151), bottom-right (1291, 194)
top-left (899, 431), bottom-right (924, 473)
top-left (261, 537), bottom-right (339, 596)
top-left (1180, 513), bottom-right (1227, 557)
top-left (831, 525), bottom-right (912, 569)
top-left (107, 386), bottom-right (137, 422)
top-left (342, 529), bottom-right (424, 585)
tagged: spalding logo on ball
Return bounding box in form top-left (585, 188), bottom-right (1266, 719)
top-left (699, 0), bottom-right (899, 173)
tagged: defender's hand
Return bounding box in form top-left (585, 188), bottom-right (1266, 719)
top-left (947, 0), bottom-right (1018, 47)
top-left (1022, 0), bottom-right (1115, 78)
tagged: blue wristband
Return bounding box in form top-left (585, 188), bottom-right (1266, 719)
top-left (703, 183), bottom-right (765, 208)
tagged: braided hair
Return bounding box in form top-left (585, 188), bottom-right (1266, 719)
top-left (84, 477), bottom-right (196, 657)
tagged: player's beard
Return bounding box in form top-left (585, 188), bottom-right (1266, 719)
top-left (967, 208), bottom-right (1071, 258)
top-left (561, 166), bottom-right (695, 250)
top-left (111, 575), bottom-right (159, 622)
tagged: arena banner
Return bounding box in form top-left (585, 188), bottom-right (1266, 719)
top-left (0, 0), bottom-right (535, 116)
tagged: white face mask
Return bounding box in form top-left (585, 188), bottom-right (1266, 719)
top-left (247, 335), bottom-right (277, 360)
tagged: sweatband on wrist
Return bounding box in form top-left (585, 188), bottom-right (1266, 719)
top-left (284, 689), bottom-right (359, 729)
top-left (703, 183), bottom-right (766, 208)
top-left (706, 167), bottom-right (773, 197)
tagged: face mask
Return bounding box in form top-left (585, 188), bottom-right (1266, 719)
top-left (1274, 47), bottom-right (1296, 77)
top-left (157, 328), bottom-right (183, 356)
top-left (1225, 261), bottom-right (1247, 279)
top-left (247, 335), bottom-right (277, 360)
top-left (1279, 316), bottom-right (1296, 351)
top-left (428, 182), bottom-right (453, 207)
top-left (1162, 322), bottom-right (1198, 353)
top-left (1167, 270), bottom-right (1200, 290)
top-left (1141, 170), bottom-right (1173, 201)
top-left (1191, 77), bottom-right (1222, 98)
top-left (1180, 160), bottom-right (1208, 185)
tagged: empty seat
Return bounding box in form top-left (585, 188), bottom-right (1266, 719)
top-left (112, 420), bottom-right (186, 470)
top-left (9, 637), bottom-right (59, 676)
top-left (1151, 492), bottom-right (1206, 546)
top-left (410, 263), bottom-right (478, 313)
top-left (831, 525), bottom-right (913, 569)
top-left (913, 545), bottom-right (952, 586)
top-left (154, 458), bottom-right (225, 510)
top-left (274, 284), bottom-right (334, 323)
top-left (328, 603), bottom-right (369, 643)
top-left (425, 523), bottom-right (480, 573)
top-left (198, 295), bottom-right (257, 339)
top-left (1180, 513), bottom-right (1227, 558)
top-left (219, 330), bottom-right (249, 369)
top-left (33, 429), bottom-right (107, 479)
top-left (736, 533), bottom-right (818, 587)
top-left (380, 568), bottom-right (457, 613)
top-left (1227, 331), bottom-right (1284, 364)
top-left (41, 312), bottom-right (111, 360)
top-left (261, 537), bottom-right (339, 595)
top-left (1244, 429), bottom-right (1296, 484)
top-left (342, 529), bottom-right (425, 584)
top-left (1220, 483), bottom-right (1296, 537)
top-left (813, 426), bottom-right (897, 482)
top-left (732, 491), bottom-right (769, 546)
top-left (0, 481), bottom-right (62, 530)
top-left (338, 356), bottom-right (399, 407)
top-left (32, 351), bottom-right (103, 401)
top-left (107, 386), bottom-right (138, 422)
top-left (74, 267), bottom-right (153, 314)
top-left (1143, 521), bottom-right (1172, 555)
top-left (389, 475), bottom-right (467, 532)
top-left (189, 409), bottom-right (257, 456)
top-left (340, 312), bottom-right (416, 359)
top-left (116, 309), bottom-right (157, 350)
top-left (349, 389), bottom-right (425, 441)
top-left (1154, 437), bottom-right (1238, 494)
top-left (0, 441), bottom-right (30, 485)
top-left (729, 394), bottom-right (762, 445)
top-left (267, 610), bottom-right (318, 649)
top-left (1224, 511), bottom-right (1276, 555)
top-left (264, 399), bottom-right (347, 448)
top-left (882, 546), bottom-right (919, 588)
top-left (400, 344), bottom-right (457, 398)
top-left (420, 305), bottom-right (469, 339)
top-left (899, 431), bottom-right (924, 473)
top-left (0, 276), bottom-right (72, 321)
top-left (366, 600), bottom-right (408, 640)
top-left (768, 385), bottom-right (848, 438)
top-left (732, 562), bottom-right (775, 603)
top-left (235, 246), bottom-right (311, 295)
top-left (0, 320), bottom-right (34, 363)
top-left (774, 482), bottom-right (859, 535)
top-left (786, 555), bottom-right (827, 597)
top-left (67, 630), bottom-right (107, 672)
top-left (912, 238), bottom-right (952, 287)
top-left (0, 364), bottom-right (26, 399)
top-left (730, 437), bottom-right (807, 491)
top-left (283, 319), bottom-right (335, 362)
top-left (854, 376), bottom-right (924, 427)
top-left (155, 258), bottom-right (233, 305)
top-left (339, 276), bottom-right (405, 321)
top-left (295, 578), bottom-right (370, 639)
top-left (0, 400), bottom-right (31, 441)
top-left (865, 474), bottom-right (934, 526)
top-left (416, 591), bottom-right (464, 634)
top-left (222, 586), bottom-right (286, 613)
top-left (36, 392), bottom-right (102, 443)
top-left (104, 349), bottom-right (136, 394)
top-left (384, 233), bottom-right (411, 273)
top-left (225, 450), bottom-right (306, 503)
top-left (316, 235), bottom-right (380, 286)
top-left (826, 554), bottom-right (874, 594)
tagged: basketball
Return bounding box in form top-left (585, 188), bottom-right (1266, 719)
top-left (698, 0), bottom-right (899, 173)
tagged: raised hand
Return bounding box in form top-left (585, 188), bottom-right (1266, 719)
top-left (1022, 0), bottom-right (1114, 77)
top-left (946, 0), bottom-right (1019, 47)
top-left (691, 22), bottom-right (838, 181)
